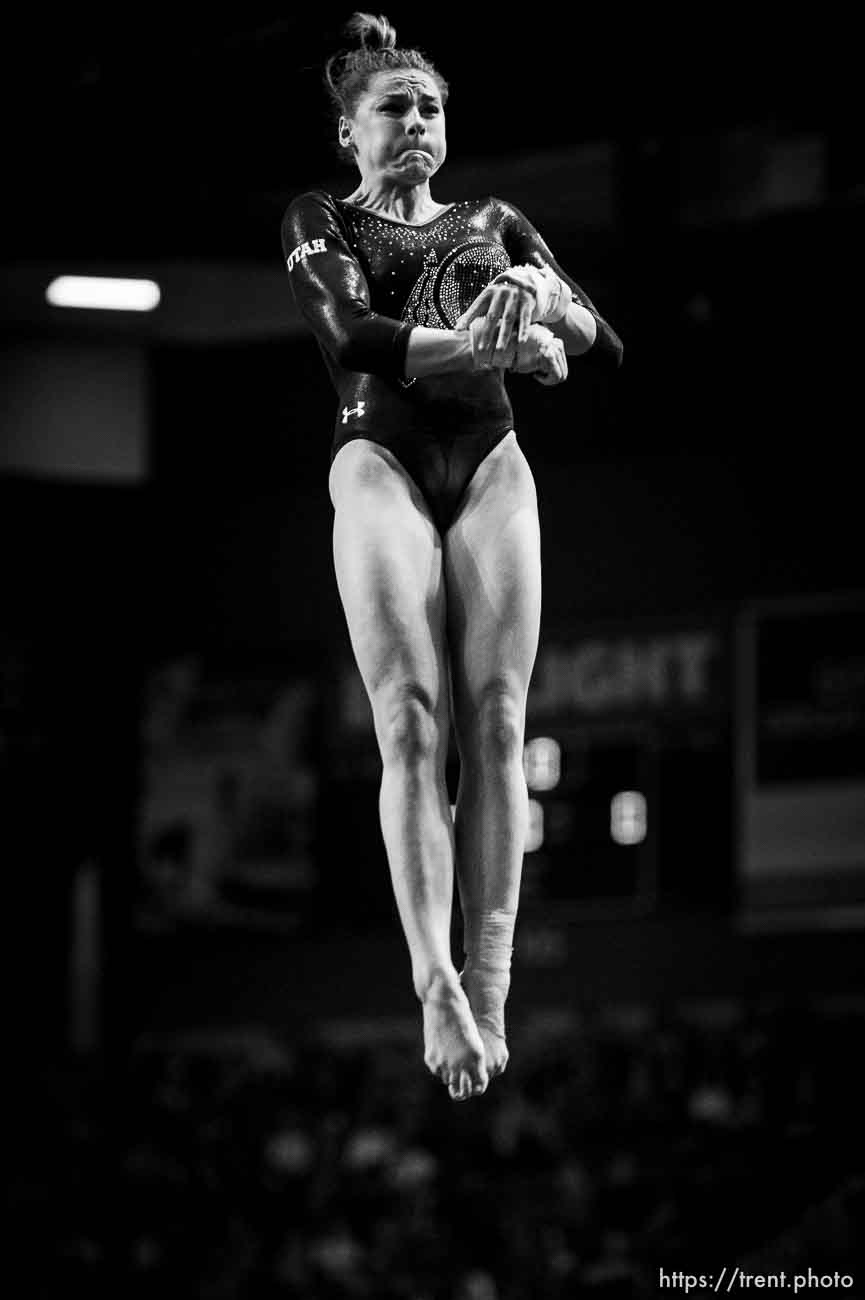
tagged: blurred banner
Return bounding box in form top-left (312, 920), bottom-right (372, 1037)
top-left (334, 615), bottom-right (730, 737)
top-left (138, 655), bottom-right (319, 931)
top-left (527, 619), bottom-right (728, 725)
top-left (736, 593), bottom-right (865, 927)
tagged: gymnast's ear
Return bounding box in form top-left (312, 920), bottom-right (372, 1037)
top-left (338, 115), bottom-right (354, 150)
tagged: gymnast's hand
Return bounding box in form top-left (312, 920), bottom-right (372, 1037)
top-left (466, 319), bottom-right (568, 385)
top-left (456, 276), bottom-right (535, 366)
top-left (455, 264), bottom-right (570, 365)
top-left (513, 324), bottom-right (568, 386)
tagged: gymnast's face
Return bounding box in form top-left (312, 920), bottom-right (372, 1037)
top-left (340, 69), bottom-right (446, 185)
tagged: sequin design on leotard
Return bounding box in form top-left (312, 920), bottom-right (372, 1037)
top-left (402, 240), bottom-right (513, 329)
top-left (397, 240), bottom-right (513, 389)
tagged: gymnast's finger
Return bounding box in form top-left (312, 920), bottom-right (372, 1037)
top-left (468, 318), bottom-right (493, 370)
top-left (494, 290), bottom-right (520, 359)
top-left (476, 289), bottom-right (509, 360)
top-left (517, 294), bottom-right (533, 343)
top-left (455, 287), bottom-right (495, 332)
top-left (489, 283), bottom-right (522, 350)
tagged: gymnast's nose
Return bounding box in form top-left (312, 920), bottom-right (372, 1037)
top-left (404, 107), bottom-right (426, 139)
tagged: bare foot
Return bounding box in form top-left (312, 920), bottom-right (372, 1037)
top-left (420, 969), bottom-right (489, 1101)
top-left (460, 966), bottom-right (510, 1080)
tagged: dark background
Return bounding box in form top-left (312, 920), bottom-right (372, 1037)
top-left (3, 9), bottom-right (864, 1298)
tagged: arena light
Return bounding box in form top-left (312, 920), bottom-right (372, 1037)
top-left (524, 737), bottom-right (561, 792)
top-left (45, 275), bottom-right (161, 312)
top-left (610, 790), bottom-right (647, 846)
top-left (526, 799), bottom-right (544, 852)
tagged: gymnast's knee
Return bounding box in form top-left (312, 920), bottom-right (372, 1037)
top-left (376, 683), bottom-right (441, 769)
top-left (471, 678), bottom-right (525, 765)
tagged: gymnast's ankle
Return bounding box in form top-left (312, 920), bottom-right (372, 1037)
top-left (413, 962), bottom-right (461, 1003)
top-left (461, 906), bottom-right (516, 976)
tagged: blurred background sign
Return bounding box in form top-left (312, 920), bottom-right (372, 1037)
top-left (737, 593), bottom-right (865, 926)
top-left (528, 619), bottom-right (728, 723)
top-left (333, 617), bottom-right (729, 737)
top-left (138, 655), bottom-right (319, 932)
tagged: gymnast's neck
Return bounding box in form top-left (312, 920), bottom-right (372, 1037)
top-left (342, 179), bottom-right (446, 225)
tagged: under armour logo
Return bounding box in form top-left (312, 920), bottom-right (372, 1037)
top-left (342, 402), bottom-right (366, 423)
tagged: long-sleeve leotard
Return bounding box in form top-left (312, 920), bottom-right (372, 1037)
top-left (281, 190), bottom-right (622, 454)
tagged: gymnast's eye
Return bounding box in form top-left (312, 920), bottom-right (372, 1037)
top-left (379, 99), bottom-right (440, 116)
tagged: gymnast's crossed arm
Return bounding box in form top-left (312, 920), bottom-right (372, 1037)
top-left (282, 191), bottom-right (414, 381)
top-left (456, 199), bottom-right (624, 372)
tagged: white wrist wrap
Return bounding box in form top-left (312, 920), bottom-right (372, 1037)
top-left (536, 264), bottom-right (572, 324)
top-left (492, 264), bottom-right (570, 325)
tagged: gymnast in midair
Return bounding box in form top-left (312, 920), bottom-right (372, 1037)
top-left (282, 12), bottom-right (622, 1100)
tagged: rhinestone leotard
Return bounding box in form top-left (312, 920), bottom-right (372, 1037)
top-left (281, 190), bottom-right (622, 531)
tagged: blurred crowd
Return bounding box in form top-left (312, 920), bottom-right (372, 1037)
top-left (11, 996), bottom-right (865, 1299)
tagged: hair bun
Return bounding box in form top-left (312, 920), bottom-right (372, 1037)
top-left (344, 11), bottom-right (397, 51)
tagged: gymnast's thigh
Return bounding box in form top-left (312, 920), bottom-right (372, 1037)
top-left (443, 431), bottom-right (542, 729)
top-left (328, 438), bottom-right (451, 737)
